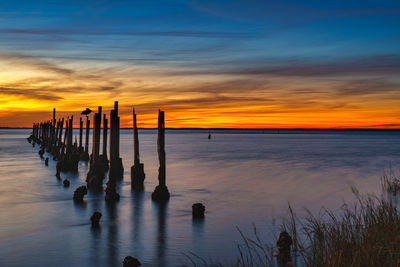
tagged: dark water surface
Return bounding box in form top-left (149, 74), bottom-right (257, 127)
top-left (0, 129), bottom-right (399, 266)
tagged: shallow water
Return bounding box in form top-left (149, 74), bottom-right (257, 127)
top-left (0, 129), bottom-right (399, 266)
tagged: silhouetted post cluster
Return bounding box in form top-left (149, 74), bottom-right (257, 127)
top-left (131, 107), bottom-right (146, 190)
top-left (28, 108), bottom-right (91, 177)
top-left (29, 105), bottom-right (176, 207)
top-left (152, 109), bottom-right (170, 202)
top-left (56, 115), bottom-right (80, 173)
top-left (105, 101), bottom-right (123, 202)
top-left (86, 106), bottom-right (106, 190)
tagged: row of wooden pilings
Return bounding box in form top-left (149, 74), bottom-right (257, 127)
top-left (27, 104), bottom-right (294, 266)
top-left (28, 101), bottom-right (170, 203)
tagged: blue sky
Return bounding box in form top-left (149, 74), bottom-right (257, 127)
top-left (0, 0), bottom-right (399, 128)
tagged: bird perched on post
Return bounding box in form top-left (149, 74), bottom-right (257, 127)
top-left (81, 108), bottom-right (92, 116)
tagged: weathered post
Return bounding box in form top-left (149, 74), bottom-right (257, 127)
top-left (109, 101), bottom-right (124, 180)
top-left (79, 117), bottom-right (83, 154)
top-left (86, 106), bottom-right (105, 189)
top-left (152, 109), bottom-right (170, 202)
top-left (277, 231), bottom-right (293, 266)
top-left (81, 116), bottom-right (90, 161)
top-left (67, 116), bottom-right (73, 153)
top-left (59, 118), bottom-right (64, 145)
top-left (131, 107), bottom-right (145, 190)
top-left (99, 114), bottom-right (109, 169)
top-left (105, 101), bottom-right (122, 202)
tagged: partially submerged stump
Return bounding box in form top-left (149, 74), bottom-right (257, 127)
top-left (131, 107), bottom-right (145, 190)
top-left (90, 211), bottom-right (102, 227)
top-left (63, 179), bottom-right (70, 187)
top-left (45, 157), bottom-right (49, 166)
top-left (73, 186), bottom-right (87, 201)
top-left (152, 110), bottom-right (170, 202)
top-left (123, 256), bottom-right (141, 267)
top-left (277, 231), bottom-right (293, 267)
top-left (39, 148), bottom-right (44, 158)
top-left (192, 203), bottom-right (205, 219)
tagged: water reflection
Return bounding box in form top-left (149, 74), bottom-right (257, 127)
top-left (131, 190), bottom-right (145, 257)
top-left (152, 201), bottom-right (168, 267)
top-left (106, 202), bottom-right (120, 266)
top-left (89, 191), bottom-right (103, 266)
top-left (192, 217), bottom-right (205, 254)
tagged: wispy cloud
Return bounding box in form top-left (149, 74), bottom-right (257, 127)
top-left (0, 52), bottom-right (75, 75)
top-left (0, 87), bottom-right (63, 101)
top-left (163, 54), bottom-right (400, 77)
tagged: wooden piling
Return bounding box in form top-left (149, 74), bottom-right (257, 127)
top-left (86, 106), bottom-right (105, 189)
top-left (79, 117), bottom-right (83, 153)
top-left (102, 114), bottom-right (108, 157)
top-left (85, 116), bottom-right (90, 153)
top-left (99, 114), bottom-right (109, 170)
top-left (108, 101), bottom-right (124, 180)
top-left (105, 101), bottom-right (122, 202)
top-left (152, 109), bottom-right (170, 202)
top-left (56, 115), bottom-right (80, 173)
top-left (59, 118), bottom-right (64, 145)
top-left (131, 107), bottom-right (145, 190)
top-left (80, 115), bottom-right (90, 161)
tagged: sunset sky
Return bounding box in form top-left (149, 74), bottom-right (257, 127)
top-left (0, 0), bottom-right (399, 128)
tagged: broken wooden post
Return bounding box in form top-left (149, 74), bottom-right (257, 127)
top-left (86, 106), bottom-right (105, 189)
top-left (67, 116), bottom-right (73, 153)
top-left (131, 107), bottom-right (145, 190)
top-left (109, 101), bottom-right (124, 180)
top-left (81, 116), bottom-right (90, 161)
top-left (105, 101), bottom-right (122, 202)
top-left (59, 118), bottom-right (64, 145)
top-left (277, 231), bottom-right (293, 266)
top-left (192, 203), bottom-right (205, 219)
top-left (152, 109), bottom-right (170, 202)
top-left (78, 117), bottom-right (83, 154)
top-left (99, 114), bottom-right (109, 170)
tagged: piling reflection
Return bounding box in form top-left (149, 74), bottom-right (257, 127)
top-left (152, 201), bottom-right (168, 267)
top-left (192, 217), bottom-right (205, 256)
top-left (131, 190), bottom-right (145, 254)
top-left (89, 190), bottom-right (103, 266)
top-left (106, 202), bottom-right (120, 266)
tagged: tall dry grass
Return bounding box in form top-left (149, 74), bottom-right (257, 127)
top-left (185, 170), bottom-right (400, 266)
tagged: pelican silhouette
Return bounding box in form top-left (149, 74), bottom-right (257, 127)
top-left (81, 108), bottom-right (92, 115)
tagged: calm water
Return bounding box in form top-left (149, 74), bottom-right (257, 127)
top-left (0, 129), bottom-right (399, 266)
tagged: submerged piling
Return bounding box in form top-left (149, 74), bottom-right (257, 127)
top-left (131, 107), bottom-right (145, 190)
top-left (152, 109), bottom-right (170, 202)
